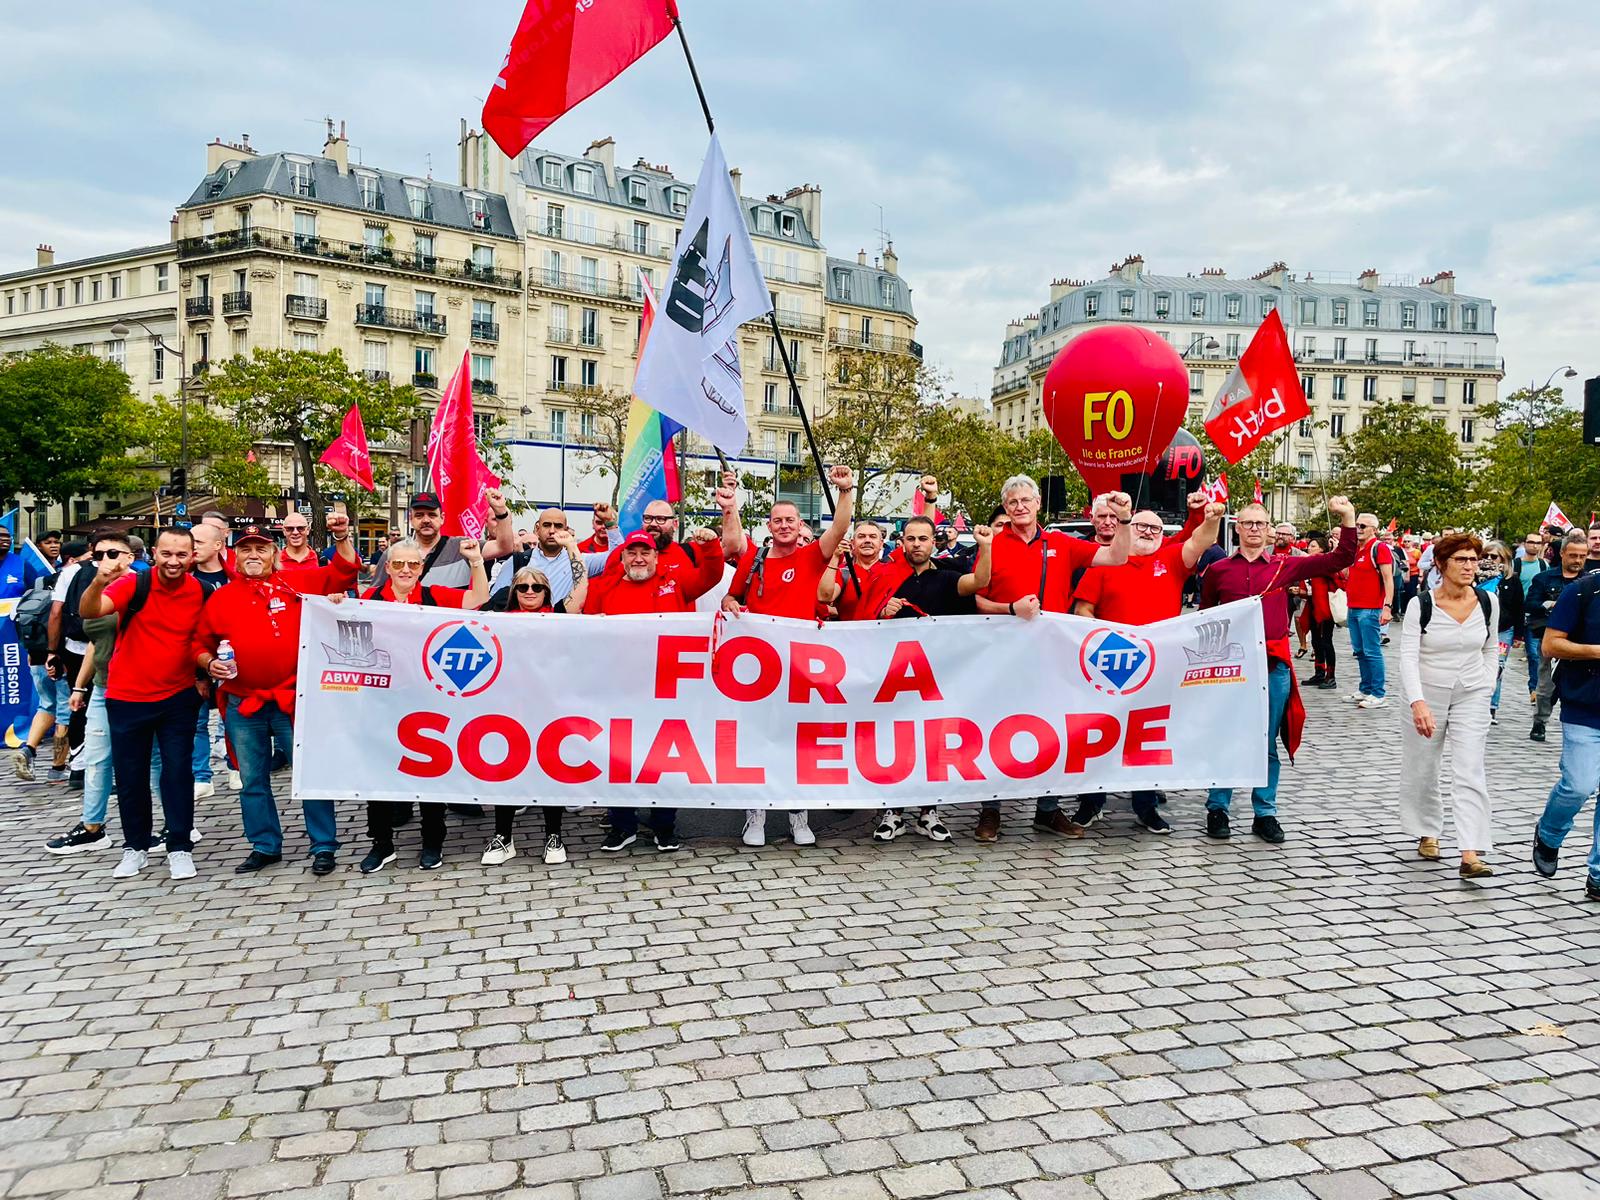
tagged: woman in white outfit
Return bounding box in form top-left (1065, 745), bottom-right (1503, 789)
top-left (1398, 531), bottom-right (1499, 878)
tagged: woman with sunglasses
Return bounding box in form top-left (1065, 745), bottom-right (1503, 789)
top-left (479, 565), bottom-right (583, 867)
top-left (1397, 532), bottom-right (1499, 879)
top-left (1479, 541), bottom-right (1522, 725)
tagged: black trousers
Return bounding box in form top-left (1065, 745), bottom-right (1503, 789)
top-left (1311, 618), bottom-right (1337, 679)
top-left (368, 801), bottom-right (444, 851)
top-left (495, 806), bottom-right (563, 839)
top-left (107, 688), bottom-right (201, 852)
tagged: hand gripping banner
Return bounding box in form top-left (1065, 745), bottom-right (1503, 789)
top-left (293, 599), bottom-right (1268, 808)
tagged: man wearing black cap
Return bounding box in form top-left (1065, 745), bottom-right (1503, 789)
top-left (192, 525), bottom-right (360, 875)
top-left (370, 487), bottom-right (516, 591)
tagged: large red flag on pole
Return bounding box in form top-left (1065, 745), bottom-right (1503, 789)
top-left (427, 353), bottom-right (502, 539)
top-left (1203, 309), bottom-right (1310, 464)
top-left (318, 403), bottom-right (375, 491)
top-left (482, 0), bottom-right (677, 157)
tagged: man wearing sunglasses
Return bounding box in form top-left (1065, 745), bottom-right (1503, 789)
top-left (1199, 495), bottom-right (1357, 843)
top-left (490, 508), bottom-right (610, 607)
top-left (1345, 514), bottom-right (1396, 709)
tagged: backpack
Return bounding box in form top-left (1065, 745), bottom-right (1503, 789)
top-left (1414, 587), bottom-right (1493, 645)
top-left (61, 566), bottom-right (96, 645)
top-left (14, 577), bottom-right (55, 662)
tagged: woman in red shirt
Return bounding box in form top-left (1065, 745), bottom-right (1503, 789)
top-left (1301, 533), bottom-right (1342, 691)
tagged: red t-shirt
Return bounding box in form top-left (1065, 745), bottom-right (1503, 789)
top-left (729, 541), bottom-right (829, 619)
top-left (276, 547), bottom-right (323, 578)
top-left (1073, 542), bottom-right (1190, 625)
top-left (104, 572), bottom-right (207, 703)
top-left (590, 540), bottom-right (724, 608)
top-left (980, 524), bottom-right (1097, 613)
top-left (1346, 538), bottom-right (1392, 609)
top-left (362, 582), bottom-right (470, 607)
top-left (585, 574), bottom-right (699, 614)
top-left (834, 557), bottom-right (888, 621)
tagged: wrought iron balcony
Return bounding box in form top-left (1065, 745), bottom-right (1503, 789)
top-left (363, 369), bottom-right (390, 383)
top-left (471, 320), bottom-right (500, 342)
top-left (221, 291), bottom-right (251, 315)
top-left (826, 327), bottom-right (923, 359)
top-left (355, 303), bottom-right (447, 335)
top-left (471, 378), bottom-right (498, 396)
top-left (185, 296), bottom-right (213, 318)
top-left (413, 372), bottom-right (438, 389)
top-left (577, 332), bottom-right (603, 349)
top-left (762, 355), bottom-right (808, 378)
top-left (774, 309), bottom-right (823, 334)
top-left (285, 295), bottom-right (327, 320)
top-left (175, 227), bottom-right (521, 289)
top-left (547, 328), bottom-right (572, 345)
top-left (528, 266), bottom-right (626, 300)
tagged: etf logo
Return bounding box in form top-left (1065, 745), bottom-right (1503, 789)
top-left (422, 620), bottom-right (504, 698)
top-left (1078, 628), bottom-right (1156, 696)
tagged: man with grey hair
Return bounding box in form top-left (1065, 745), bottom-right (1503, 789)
top-left (971, 473), bottom-right (1134, 843)
top-left (1527, 530), bottom-right (1591, 742)
top-left (1345, 512), bottom-right (1395, 709)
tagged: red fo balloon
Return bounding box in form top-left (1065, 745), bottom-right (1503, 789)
top-left (1042, 326), bottom-right (1189, 496)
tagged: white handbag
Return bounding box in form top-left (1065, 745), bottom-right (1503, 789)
top-left (1329, 591), bottom-right (1349, 626)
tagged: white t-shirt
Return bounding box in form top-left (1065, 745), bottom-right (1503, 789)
top-left (52, 562), bottom-right (89, 655)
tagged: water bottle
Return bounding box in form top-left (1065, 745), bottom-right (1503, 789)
top-left (215, 639), bottom-right (238, 679)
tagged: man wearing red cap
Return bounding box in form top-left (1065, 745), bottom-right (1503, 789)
top-left (192, 525), bottom-right (360, 875)
top-left (583, 530), bottom-right (725, 615)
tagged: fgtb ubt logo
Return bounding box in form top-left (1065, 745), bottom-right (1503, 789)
top-left (1078, 627), bottom-right (1156, 695)
top-left (422, 620), bottom-right (503, 698)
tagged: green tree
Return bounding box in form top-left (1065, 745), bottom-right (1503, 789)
top-left (563, 387), bottom-right (633, 508)
top-left (1467, 388), bottom-right (1600, 539)
top-left (138, 395), bottom-right (274, 503)
top-left (812, 348), bottom-right (936, 511)
top-left (0, 344), bottom-right (147, 506)
top-left (903, 409), bottom-right (1088, 523)
top-left (1330, 400), bottom-right (1468, 530)
top-left (205, 349), bottom-right (420, 539)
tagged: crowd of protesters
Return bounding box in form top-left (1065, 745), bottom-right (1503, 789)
top-left (7, 477), bottom-right (1597, 910)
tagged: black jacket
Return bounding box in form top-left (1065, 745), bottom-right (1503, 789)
top-left (1494, 571), bottom-right (1524, 634)
top-left (1526, 567), bottom-right (1584, 631)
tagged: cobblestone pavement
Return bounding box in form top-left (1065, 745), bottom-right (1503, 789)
top-left (3, 630), bottom-right (1599, 1200)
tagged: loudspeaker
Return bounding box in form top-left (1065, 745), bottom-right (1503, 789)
top-left (1585, 377), bottom-right (1600, 446)
top-left (1039, 474), bottom-right (1069, 515)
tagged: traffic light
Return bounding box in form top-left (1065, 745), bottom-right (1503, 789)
top-left (170, 467), bottom-right (188, 494)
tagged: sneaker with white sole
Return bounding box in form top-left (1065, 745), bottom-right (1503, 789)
top-left (229, 770), bottom-right (242, 790)
top-left (45, 823), bottom-right (109, 855)
top-left (1358, 695), bottom-right (1389, 709)
top-left (742, 809), bottom-right (766, 847)
top-left (193, 781), bottom-right (215, 800)
top-left (13, 745), bottom-right (36, 782)
top-left (149, 827), bottom-right (202, 855)
top-left (112, 849), bottom-right (147, 878)
top-left (1343, 692), bottom-right (1370, 704)
top-left (873, 810), bottom-right (906, 842)
top-left (543, 834), bottom-right (567, 865)
top-left (915, 809), bottom-right (952, 842)
top-left (480, 835), bottom-right (516, 866)
top-left (789, 811), bottom-right (815, 846)
top-left (167, 850), bottom-right (196, 880)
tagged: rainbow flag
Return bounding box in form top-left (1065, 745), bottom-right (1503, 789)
top-left (618, 273), bottom-right (683, 532)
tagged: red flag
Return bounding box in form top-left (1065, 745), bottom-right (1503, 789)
top-left (1203, 310), bottom-right (1310, 464)
top-left (427, 354), bottom-right (502, 539)
top-left (482, 0), bottom-right (677, 157)
top-left (1252, 478), bottom-right (1264, 505)
top-left (318, 403), bottom-right (375, 492)
top-left (953, 511), bottom-right (968, 532)
top-left (1386, 517), bottom-right (1397, 533)
top-left (245, 449), bottom-right (257, 464)
top-left (1198, 473), bottom-right (1229, 504)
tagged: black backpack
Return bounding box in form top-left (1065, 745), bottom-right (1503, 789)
top-left (14, 577), bottom-right (55, 662)
top-left (121, 569), bottom-right (217, 630)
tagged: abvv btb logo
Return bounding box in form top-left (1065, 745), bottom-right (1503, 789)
top-left (422, 620), bottom-right (503, 698)
top-left (1079, 628), bottom-right (1156, 696)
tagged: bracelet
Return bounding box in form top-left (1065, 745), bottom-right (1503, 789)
top-left (71, 687), bottom-right (88, 694)
top-left (1008, 602), bottom-right (1016, 615)
top-left (1118, 517), bottom-right (1132, 525)
top-left (493, 510), bottom-right (510, 519)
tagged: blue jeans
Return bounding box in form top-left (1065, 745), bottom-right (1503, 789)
top-left (1348, 607), bottom-right (1386, 698)
top-left (1526, 633), bottom-right (1543, 697)
top-left (222, 695), bottom-right (336, 856)
top-left (30, 664), bottom-right (68, 726)
top-left (108, 688), bottom-right (201, 853)
top-left (80, 690), bottom-right (111, 827)
top-left (1537, 722), bottom-right (1600, 884)
top-left (192, 703), bottom-right (214, 783)
top-left (1209, 660), bottom-right (1291, 817)
top-left (609, 807), bottom-right (676, 837)
top-left (1492, 631), bottom-right (1512, 710)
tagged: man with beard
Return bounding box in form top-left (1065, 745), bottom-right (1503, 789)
top-left (1069, 501), bottom-right (1226, 833)
top-left (192, 526), bottom-right (360, 874)
top-left (584, 478), bottom-right (742, 610)
top-left (583, 529), bottom-right (725, 615)
top-left (489, 508), bottom-right (609, 606)
top-left (370, 488), bottom-right (517, 590)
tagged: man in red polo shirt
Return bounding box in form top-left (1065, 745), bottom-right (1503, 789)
top-left (972, 473), bottom-right (1133, 843)
top-left (586, 479), bottom-right (741, 610)
top-left (193, 527), bottom-right (359, 877)
top-left (1068, 500), bottom-right (1226, 833)
top-left (584, 530), bottom-right (725, 614)
top-left (78, 528), bottom-right (209, 882)
top-left (823, 519), bottom-right (893, 621)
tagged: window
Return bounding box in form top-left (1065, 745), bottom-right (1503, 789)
top-left (1154, 293), bottom-right (1170, 318)
top-left (365, 283), bottom-right (386, 308)
top-left (573, 207), bottom-right (597, 245)
top-left (293, 271), bottom-right (318, 299)
top-left (197, 332), bottom-right (209, 364)
top-left (1463, 305), bottom-right (1479, 332)
top-left (549, 409), bottom-right (566, 439)
top-left (415, 290), bottom-right (435, 317)
top-left (1333, 337), bottom-right (1346, 362)
top-left (580, 359), bottom-right (597, 388)
top-left (579, 411), bottom-right (596, 440)
top-left (572, 167), bottom-right (594, 196)
top-left (786, 431), bottom-right (801, 460)
top-left (1226, 295), bottom-right (1241, 320)
top-left (881, 278), bottom-right (897, 308)
top-left (91, 279), bottom-right (102, 302)
top-left (635, 266), bottom-right (655, 302)
top-left (155, 264), bottom-right (169, 293)
top-left (1463, 380), bottom-right (1476, 405)
top-left (197, 273), bottom-right (210, 298)
top-left (1461, 418), bottom-right (1475, 444)
top-left (630, 220), bottom-right (651, 255)
top-left (1402, 376), bottom-right (1417, 399)
top-left (1332, 375), bottom-right (1347, 401)
top-left (53, 285), bottom-right (64, 307)
top-left (784, 251), bottom-right (800, 283)
top-left (1300, 299), bottom-right (1316, 324)
top-left (1364, 338), bottom-right (1378, 362)
top-left (668, 188), bottom-right (688, 215)
top-left (579, 256), bottom-right (598, 293)
top-left (1226, 333), bottom-right (1241, 357)
top-left (1401, 302), bottom-right (1417, 329)
top-left (288, 160), bottom-right (314, 197)
top-left (1189, 294), bottom-right (1205, 319)
top-left (1432, 379), bottom-right (1446, 404)
top-left (364, 341), bottom-right (388, 373)
top-left (106, 338), bottom-right (125, 367)
top-left (466, 195), bottom-right (487, 229)
top-left (1297, 418), bottom-right (1313, 438)
top-left (1084, 292), bottom-right (1100, 318)
top-left (473, 411), bottom-right (496, 443)
top-left (364, 225), bottom-right (384, 256)
top-left (1363, 375), bottom-right (1377, 401)
top-left (357, 173), bottom-right (382, 210)
top-left (293, 331), bottom-right (318, 352)
top-left (153, 346), bottom-right (164, 382)
top-left (405, 182), bottom-right (429, 220)
top-left (1432, 303), bottom-right (1448, 330)
top-left (472, 353), bottom-right (494, 384)
top-left (550, 355), bottom-right (568, 387)
top-left (545, 203), bottom-right (565, 238)
top-left (764, 382), bottom-right (779, 411)
top-left (1118, 291), bottom-right (1134, 316)
top-left (72, 280), bottom-right (83, 304)
top-left (472, 245), bottom-right (494, 274)
top-left (579, 307), bottom-right (599, 347)
top-left (1298, 453), bottom-right (1313, 482)
top-left (626, 177), bottom-right (647, 205)
top-left (293, 210), bottom-right (317, 250)
top-left (1332, 300), bottom-right (1347, 327)
top-left (1329, 413), bottom-right (1345, 438)
top-left (473, 299), bottom-right (494, 325)
top-left (755, 208), bottom-right (773, 235)
top-left (1403, 339), bottom-right (1417, 362)
top-left (1362, 301), bottom-right (1378, 328)
top-left (779, 213), bottom-right (796, 237)
top-left (414, 346), bottom-right (434, 377)
top-left (1301, 374), bottom-right (1315, 400)
top-left (1188, 369), bottom-right (1204, 394)
top-left (414, 233), bottom-right (435, 266)
top-left (542, 159), bottom-right (563, 188)
top-left (549, 303), bottom-right (569, 340)
top-left (1301, 336), bottom-right (1316, 358)
top-left (1261, 297), bottom-right (1276, 317)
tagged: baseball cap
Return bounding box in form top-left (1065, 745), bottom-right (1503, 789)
top-left (410, 491), bottom-right (441, 511)
top-left (232, 525), bottom-right (275, 547)
top-left (621, 530), bottom-right (657, 550)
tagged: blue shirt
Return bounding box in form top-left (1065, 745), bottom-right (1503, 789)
top-left (1548, 581), bottom-right (1600, 729)
top-left (0, 551), bottom-right (25, 599)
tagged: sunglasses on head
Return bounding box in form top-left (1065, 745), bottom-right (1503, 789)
top-left (513, 583), bottom-right (548, 594)
top-left (91, 549), bottom-right (126, 561)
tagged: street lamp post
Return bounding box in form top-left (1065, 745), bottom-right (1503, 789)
top-left (110, 319), bottom-right (187, 513)
top-left (1523, 365), bottom-right (1578, 479)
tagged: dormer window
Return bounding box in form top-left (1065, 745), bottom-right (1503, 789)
top-left (356, 172), bottom-right (382, 211)
top-left (465, 192), bottom-right (488, 229)
top-left (779, 212), bottom-right (797, 237)
top-left (833, 269), bottom-right (852, 302)
top-left (404, 181), bottom-right (431, 221)
top-left (572, 166), bottom-right (595, 196)
top-left (626, 177), bottom-right (647, 205)
top-left (1084, 292), bottom-right (1100, 318)
top-left (287, 158), bottom-right (315, 198)
top-left (668, 187), bottom-right (688, 215)
top-left (1189, 293), bottom-right (1205, 319)
top-left (1154, 293), bottom-right (1170, 319)
top-left (755, 208), bottom-right (774, 235)
top-left (880, 278), bottom-right (896, 307)
top-left (1118, 291), bottom-right (1134, 316)
top-left (541, 159), bottom-right (563, 189)
top-left (1225, 295), bottom-right (1241, 320)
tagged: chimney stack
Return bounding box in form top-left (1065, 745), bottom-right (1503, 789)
top-left (35, 245), bottom-right (54, 267)
top-left (857, 248), bottom-right (867, 266)
top-left (1358, 268), bottom-right (1381, 292)
top-left (728, 166), bottom-right (742, 197)
top-left (322, 118), bottom-right (349, 174)
top-left (882, 241), bottom-right (898, 275)
top-left (583, 136), bottom-right (616, 183)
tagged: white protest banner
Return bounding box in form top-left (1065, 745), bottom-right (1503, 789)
top-left (293, 598), bottom-right (1268, 808)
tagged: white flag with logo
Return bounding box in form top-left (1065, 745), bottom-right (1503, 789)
top-left (1542, 500), bottom-right (1574, 531)
top-left (632, 132), bottom-right (770, 455)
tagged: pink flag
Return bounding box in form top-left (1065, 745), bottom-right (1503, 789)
top-left (427, 353), bottom-right (502, 538)
top-left (953, 511), bottom-right (968, 532)
top-left (318, 403), bottom-right (375, 491)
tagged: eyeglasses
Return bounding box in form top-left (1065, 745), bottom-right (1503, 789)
top-left (1131, 523), bottom-right (1163, 536)
top-left (1448, 556), bottom-right (1480, 565)
top-left (1237, 520), bottom-right (1269, 530)
top-left (90, 549), bottom-right (126, 561)
top-left (389, 561), bottom-right (423, 571)
top-left (641, 514), bottom-right (674, 525)
top-left (513, 584), bottom-right (548, 594)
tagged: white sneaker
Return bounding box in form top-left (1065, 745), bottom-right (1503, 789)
top-left (112, 849), bottom-right (147, 879)
top-left (229, 770), bottom-right (242, 790)
top-left (789, 811), bottom-right (815, 846)
top-left (1343, 692), bottom-right (1370, 704)
top-left (167, 851), bottom-right (196, 880)
top-left (194, 781), bottom-right (215, 800)
top-left (1358, 695), bottom-right (1389, 709)
top-left (916, 809), bottom-right (952, 842)
top-left (480, 835), bottom-right (516, 866)
top-left (873, 810), bottom-right (906, 842)
top-left (742, 809), bottom-right (766, 847)
top-left (543, 834), bottom-right (567, 865)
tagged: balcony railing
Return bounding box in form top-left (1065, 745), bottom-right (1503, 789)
top-left (356, 303), bottom-right (447, 335)
top-left (827, 328), bottom-right (923, 359)
top-left (413, 372), bottom-right (438, 389)
top-left (577, 332), bottom-right (603, 349)
top-left (175, 227), bottom-right (521, 289)
top-left (471, 379), bottom-right (498, 396)
top-left (774, 309), bottom-right (823, 334)
top-left (529, 266), bottom-right (626, 299)
top-left (1297, 350), bottom-right (1502, 371)
top-left (991, 377), bottom-right (1028, 398)
top-left (547, 327), bottom-right (572, 345)
top-left (363, 369), bottom-right (390, 383)
top-left (191, 360), bottom-right (210, 377)
top-left (471, 320), bottom-right (500, 342)
top-left (549, 378), bottom-right (571, 392)
top-left (285, 294), bottom-right (327, 320)
top-left (221, 290), bottom-right (251, 315)
top-left (762, 262), bottom-right (823, 287)
top-left (185, 296), bottom-right (213, 318)
top-left (761, 401), bottom-right (803, 416)
top-left (538, 221), bottom-right (677, 259)
top-left (762, 355), bottom-right (808, 378)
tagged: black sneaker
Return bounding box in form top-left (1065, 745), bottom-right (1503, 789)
top-left (1252, 816), bottom-right (1286, 844)
top-left (1070, 800), bottom-right (1104, 828)
top-left (1135, 810), bottom-right (1172, 834)
top-left (1531, 722), bottom-right (1546, 743)
top-left (234, 850), bottom-right (283, 874)
top-left (1317, 678), bottom-right (1339, 690)
top-left (45, 823), bottom-right (108, 855)
top-left (654, 829), bottom-right (681, 852)
top-left (1586, 877), bottom-right (1600, 902)
top-left (1532, 836), bottom-right (1559, 879)
top-left (68, 770), bottom-right (84, 791)
top-left (360, 846), bottom-right (396, 874)
top-left (311, 851), bottom-right (336, 876)
top-left (601, 830), bottom-right (636, 852)
top-left (419, 847), bottom-right (444, 870)
top-left (1206, 809), bottom-right (1231, 840)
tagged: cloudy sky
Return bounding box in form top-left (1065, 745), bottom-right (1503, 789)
top-left (3, 0), bottom-right (1596, 404)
